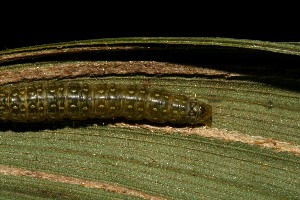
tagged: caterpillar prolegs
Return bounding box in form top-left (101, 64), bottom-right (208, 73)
top-left (0, 82), bottom-right (212, 126)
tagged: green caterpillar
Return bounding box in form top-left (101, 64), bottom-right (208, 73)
top-left (0, 81), bottom-right (212, 126)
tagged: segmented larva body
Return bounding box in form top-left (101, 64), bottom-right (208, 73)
top-left (0, 82), bottom-right (212, 126)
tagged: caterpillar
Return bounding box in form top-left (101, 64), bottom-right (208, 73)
top-left (0, 81), bottom-right (212, 126)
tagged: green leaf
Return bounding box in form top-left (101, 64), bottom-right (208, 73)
top-left (0, 37), bottom-right (299, 199)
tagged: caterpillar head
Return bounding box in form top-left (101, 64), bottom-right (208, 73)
top-left (187, 100), bottom-right (212, 126)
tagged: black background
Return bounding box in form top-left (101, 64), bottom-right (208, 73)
top-left (1, 12), bottom-right (299, 51)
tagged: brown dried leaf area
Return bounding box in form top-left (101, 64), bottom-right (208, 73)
top-left (0, 61), bottom-right (241, 85)
top-left (0, 164), bottom-right (166, 200)
top-left (112, 123), bottom-right (300, 157)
